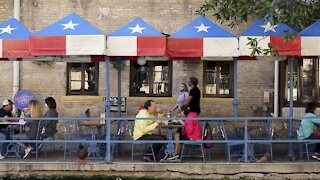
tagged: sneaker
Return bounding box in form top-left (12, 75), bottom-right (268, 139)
top-left (0, 153), bottom-right (5, 160)
top-left (142, 156), bottom-right (152, 162)
top-left (23, 147), bottom-right (33, 159)
top-left (312, 153), bottom-right (320, 161)
top-left (167, 154), bottom-right (179, 160)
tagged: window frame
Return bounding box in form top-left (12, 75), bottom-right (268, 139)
top-left (129, 61), bottom-right (172, 97)
top-left (203, 60), bottom-right (234, 98)
top-left (280, 58), bottom-right (319, 107)
top-left (66, 62), bottom-right (99, 96)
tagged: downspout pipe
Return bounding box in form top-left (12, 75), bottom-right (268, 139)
top-left (13, 0), bottom-right (21, 115)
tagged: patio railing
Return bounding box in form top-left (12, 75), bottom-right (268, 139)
top-left (0, 116), bottom-right (317, 163)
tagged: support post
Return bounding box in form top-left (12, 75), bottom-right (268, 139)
top-left (233, 57), bottom-right (239, 126)
top-left (105, 56), bottom-right (111, 163)
top-left (288, 56), bottom-right (294, 157)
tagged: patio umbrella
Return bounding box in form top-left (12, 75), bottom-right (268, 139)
top-left (107, 17), bottom-right (166, 57)
top-left (167, 16), bottom-right (238, 58)
top-left (29, 12), bottom-right (110, 161)
top-left (0, 18), bottom-right (32, 58)
top-left (167, 16), bottom-right (239, 119)
top-left (239, 19), bottom-right (300, 57)
top-left (106, 17), bottom-right (166, 161)
top-left (299, 19), bottom-right (320, 56)
top-left (239, 18), bottom-right (301, 157)
top-left (29, 12), bottom-right (105, 56)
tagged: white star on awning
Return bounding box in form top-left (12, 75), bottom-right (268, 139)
top-left (129, 24), bottom-right (146, 34)
top-left (260, 21), bottom-right (278, 33)
top-left (61, 20), bottom-right (79, 30)
top-left (194, 23), bottom-right (211, 33)
top-left (0, 25), bottom-right (16, 34)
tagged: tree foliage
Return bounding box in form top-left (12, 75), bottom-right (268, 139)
top-left (197, 0), bottom-right (320, 30)
top-left (197, 0), bottom-right (320, 56)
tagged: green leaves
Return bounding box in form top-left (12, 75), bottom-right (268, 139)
top-left (198, 0), bottom-right (320, 30)
top-left (198, 0), bottom-right (320, 56)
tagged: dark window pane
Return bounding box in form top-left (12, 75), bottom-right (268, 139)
top-left (204, 61), bottom-right (232, 97)
top-left (67, 63), bottom-right (98, 95)
top-left (130, 61), bottom-right (172, 97)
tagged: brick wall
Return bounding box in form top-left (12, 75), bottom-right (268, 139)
top-left (0, 0), bottom-right (274, 118)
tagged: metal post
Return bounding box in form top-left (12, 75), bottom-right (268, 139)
top-left (232, 57), bottom-right (239, 138)
top-left (105, 56), bottom-right (111, 163)
top-left (244, 118), bottom-right (248, 163)
top-left (288, 56), bottom-right (294, 157)
top-left (233, 57), bottom-right (239, 124)
top-left (116, 57), bottom-right (122, 118)
top-left (115, 57), bottom-right (123, 155)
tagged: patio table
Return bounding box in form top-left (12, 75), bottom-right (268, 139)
top-left (158, 124), bottom-right (183, 163)
top-left (80, 120), bottom-right (105, 159)
top-left (236, 121), bottom-right (266, 162)
top-left (0, 120), bottom-right (27, 158)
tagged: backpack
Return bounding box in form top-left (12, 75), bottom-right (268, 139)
top-left (203, 122), bottom-right (214, 149)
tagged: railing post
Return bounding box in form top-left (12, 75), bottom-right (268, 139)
top-left (244, 118), bottom-right (248, 163)
top-left (105, 56), bottom-right (111, 163)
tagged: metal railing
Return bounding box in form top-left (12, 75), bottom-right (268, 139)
top-left (0, 116), bottom-right (318, 163)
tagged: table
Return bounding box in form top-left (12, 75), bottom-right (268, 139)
top-left (0, 120), bottom-right (27, 158)
top-left (235, 121), bottom-right (267, 162)
top-left (158, 124), bottom-right (183, 163)
top-left (80, 120), bottom-right (105, 159)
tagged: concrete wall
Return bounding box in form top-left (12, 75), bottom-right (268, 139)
top-left (0, 0), bottom-right (274, 118)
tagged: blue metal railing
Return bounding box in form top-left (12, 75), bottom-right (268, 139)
top-left (0, 116), bottom-right (318, 163)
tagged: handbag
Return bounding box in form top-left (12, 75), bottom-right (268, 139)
top-left (203, 122), bottom-right (214, 149)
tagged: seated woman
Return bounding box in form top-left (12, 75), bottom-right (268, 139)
top-left (40, 97), bottom-right (58, 139)
top-left (298, 102), bottom-right (320, 160)
top-left (173, 105), bottom-right (202, 158)
top-left (12, 100), bottom-right (42, 159)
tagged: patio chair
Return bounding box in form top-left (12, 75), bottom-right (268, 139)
top-left (130, 126), bottom-right (156, 162)
top-left (251, 119), bottom-right (274, 160)
top-left (180, 122), bottom-right (206, 162)
top-left (296, 121), bottom-right (318, 160)
top-left (63, 120), bottom-right (91, 160)
top-left (219, 121), bottom-right (245, 162)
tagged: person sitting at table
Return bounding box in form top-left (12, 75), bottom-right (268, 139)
top-left (298, 102), bottom-right (320, 160)
top-left (40, 97), bottom-right (58, 139)
top-left (133, 100), bottom-right (166, 162)
top-left (0, 99), bottom-right (13, 159)
top-left (12, 100), bottom-right (42, 159)
top-left (170, 83), bottom-right (189, 114)
top-left (173, 105), bottom-right (201, 159)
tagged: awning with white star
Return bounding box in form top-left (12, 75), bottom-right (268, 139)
top-left (106, 18), bottom-right (166, 56)
top-left (29, 12), bottom-right (105, 56)
top-left (299, 20), bottom-right (320, 56)
top-left (0, 18), bottom-right (32, 58)
top-left (239, 19), bottom-right (300, 56)
top-left (167, 16), bottom-right (238, 58)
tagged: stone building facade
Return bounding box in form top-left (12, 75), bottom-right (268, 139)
top-left (0, 0), bottom-right (275, 118)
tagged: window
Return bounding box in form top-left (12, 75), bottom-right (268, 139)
top-left (130, 61), bottom-right (172, 97)
top-left (281, 58), bottom-right (319, 106)
top-left (203, 61), bottom-right (233, 97)
top-left (67, 63), bottom-right (99, 95)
